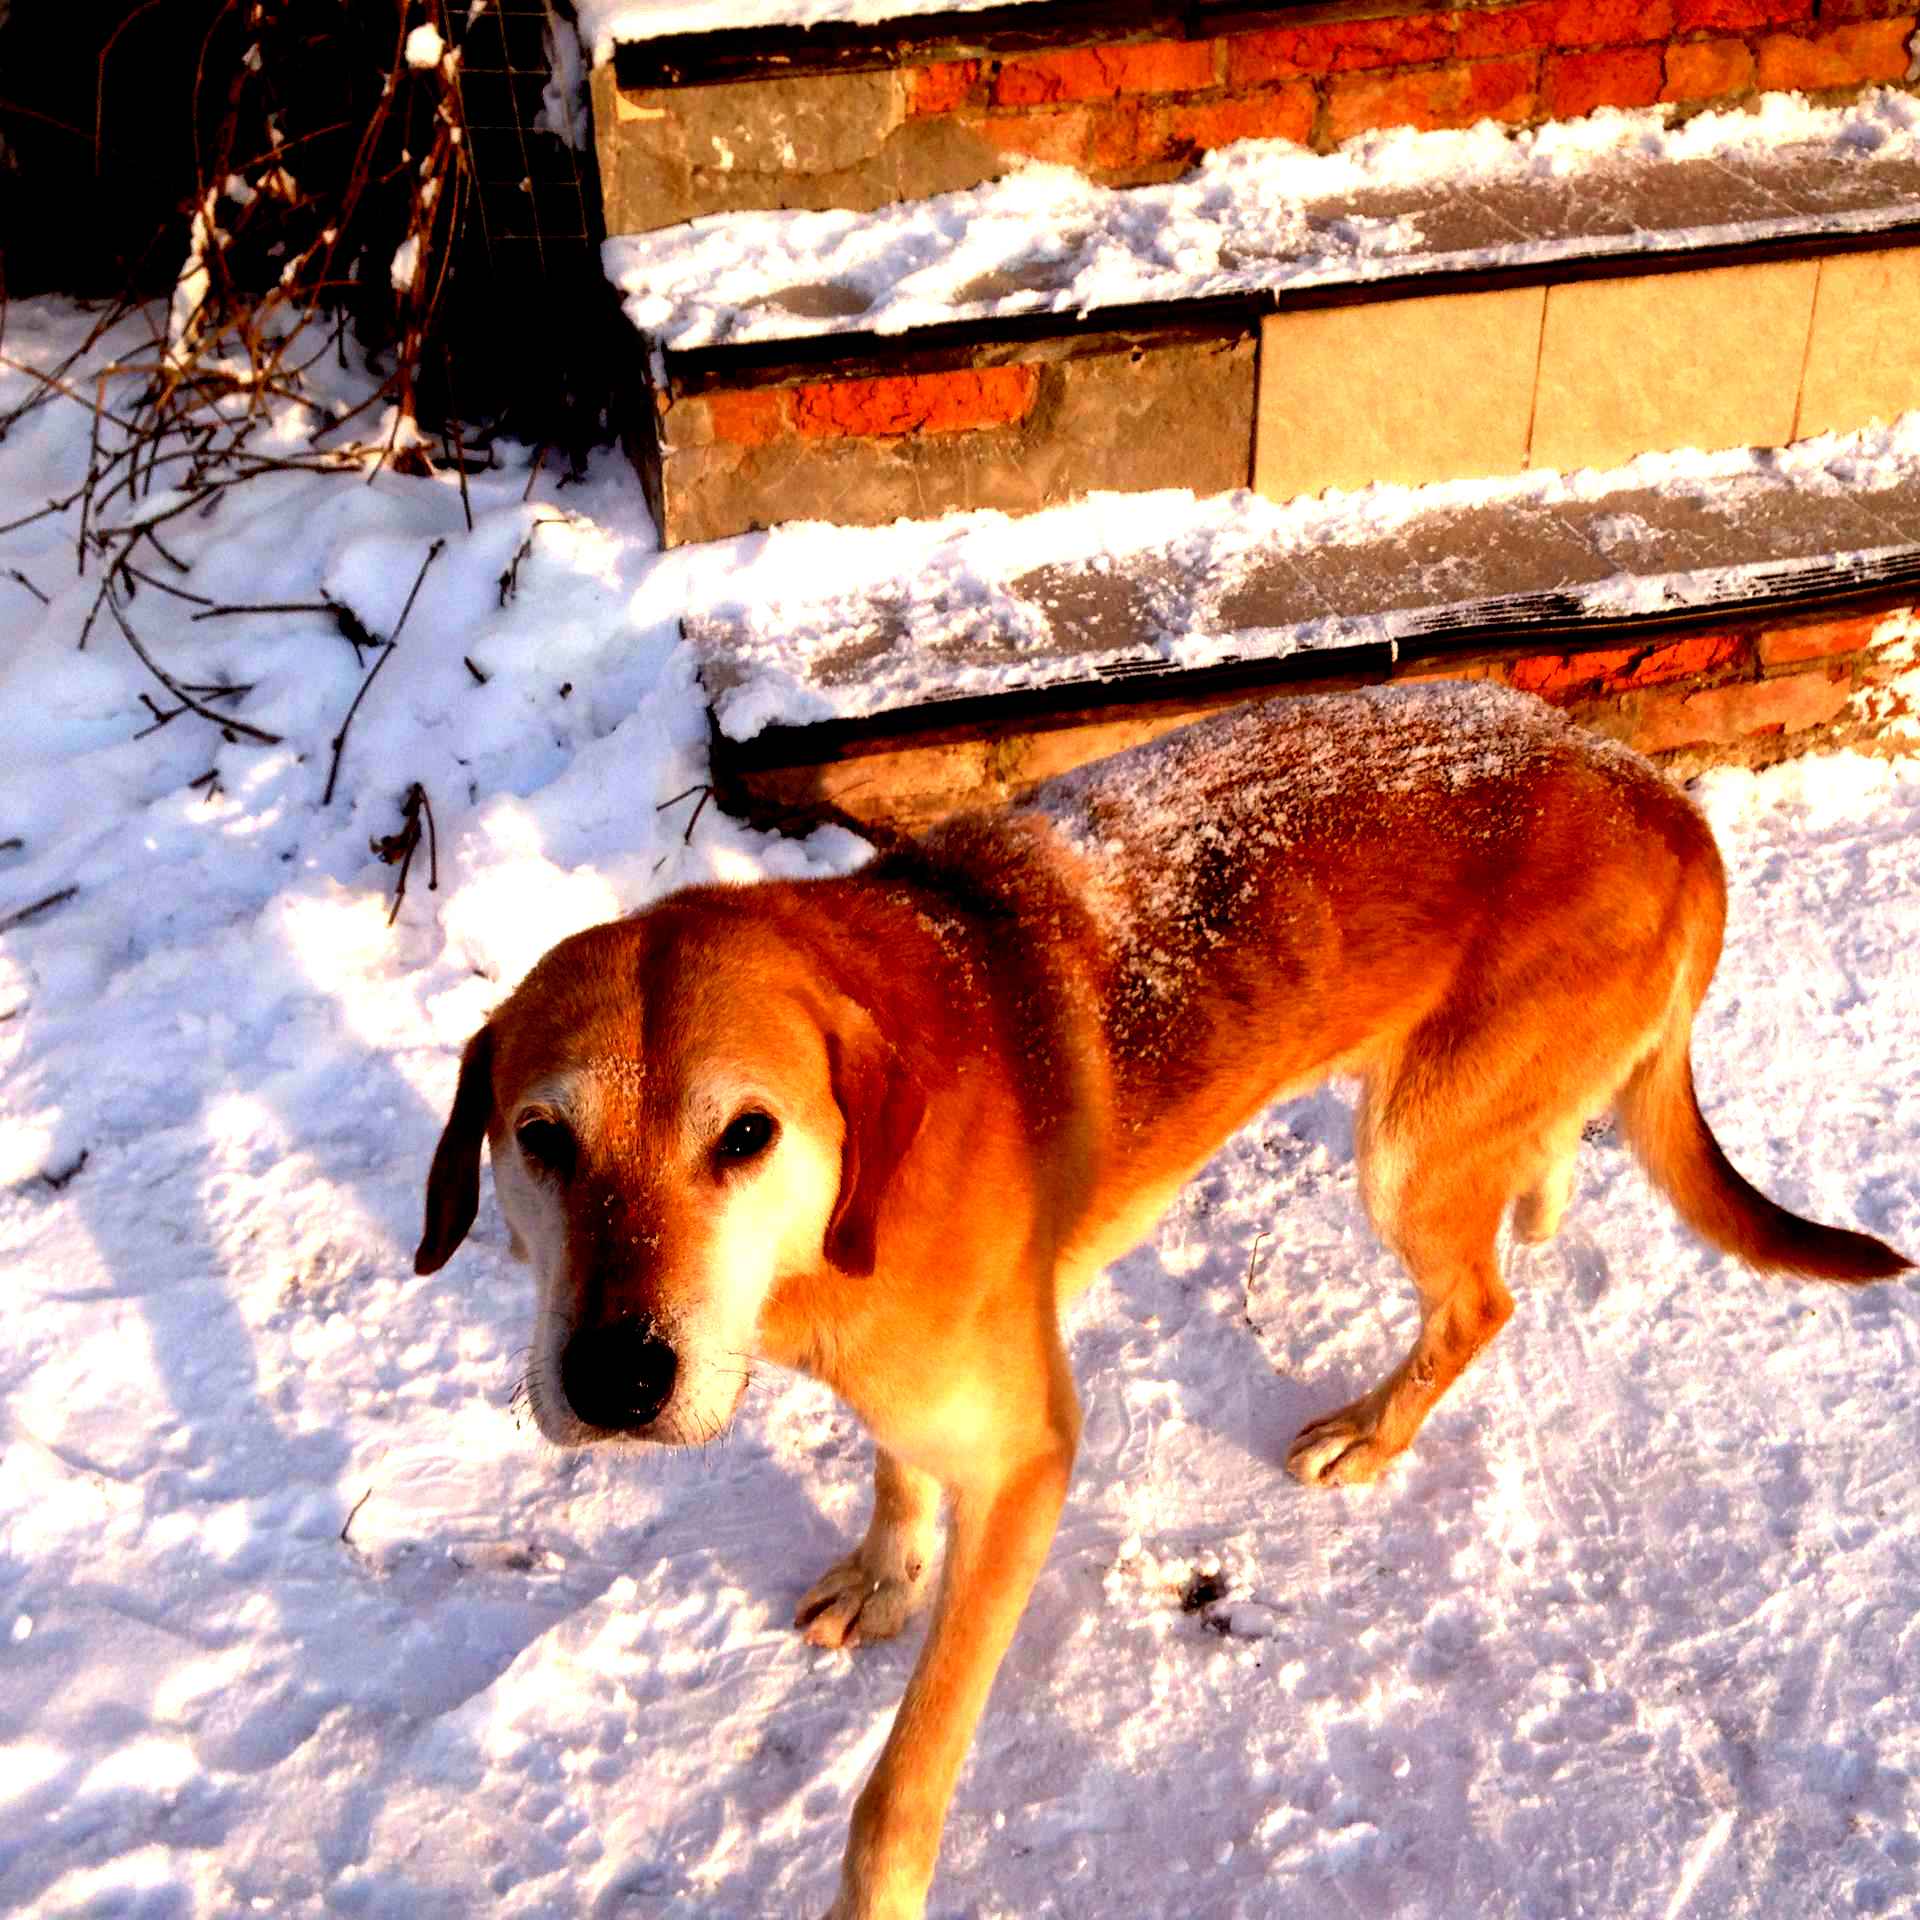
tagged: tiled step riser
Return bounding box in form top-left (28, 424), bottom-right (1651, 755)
top-left (713, 604), bottom-right (1920, 837)
top-left (597, 1), bottom-right (1920, 233)
top-left (642, 243), bottom-right (1920, 545)
top-left (1259, 247), bottom-right (1920, 495)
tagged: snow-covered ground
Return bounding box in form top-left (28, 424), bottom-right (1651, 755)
top-left (3, 298), bottom-right (1919, 1920)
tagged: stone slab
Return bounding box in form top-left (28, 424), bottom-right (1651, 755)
top-left (1797, 248), bottom-right (1920, 438)
top-left (1529, 259), bottom-right (1820, 474)
top-left (1222, 497), bottom-right (1621, 634)
top-left (1254, 285), bottom-right (1544, 500)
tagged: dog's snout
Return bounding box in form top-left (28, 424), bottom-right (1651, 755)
top-left (560, 1319), bottom-right (679, 1432)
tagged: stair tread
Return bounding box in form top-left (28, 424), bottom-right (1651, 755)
top-left (584, 0), bottom-right (1053, 65)
top-left (611, 94), bottom-right (1920, 363)
top-left (685, 424), bottom-right (1920, 744)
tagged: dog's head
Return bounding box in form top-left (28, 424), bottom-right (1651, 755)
top-left (414, 893), bottom-right (924, 1447)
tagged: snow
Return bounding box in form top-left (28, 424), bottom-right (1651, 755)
top-left (691, 413), bottom-right (1920, 738)
top-left (4, 298), bottom-right (1920, 1920)
top-left (606, 91), bottom-right (1920, 354)
top-left (389, 234), bottom-right (422, 292)
top-left (405, 23), bottom-right (446, 69)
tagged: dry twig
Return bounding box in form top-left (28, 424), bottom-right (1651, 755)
top-left (0, 886), bottom-right (80, 934)
top-left (655, 783), bottom-right (714, 845)
top-left (321, 538), bottom-right (445, 806)
top-left (370, 781), bottom-right (440, 925)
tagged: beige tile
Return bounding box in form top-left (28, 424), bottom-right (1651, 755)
top-left (1796, 248), bottom-right (1920, 440)
top-left (1254, 286), bottom-right (1544, 501)
top-left (1529, 260), bottom-right (1818, 475)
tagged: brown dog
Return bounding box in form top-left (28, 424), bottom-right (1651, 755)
top-left (416, 683), bottom-right (1908, 1919)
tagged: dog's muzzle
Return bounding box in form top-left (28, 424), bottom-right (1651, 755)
top-left (560, 1316), bottom-right (679, 1433)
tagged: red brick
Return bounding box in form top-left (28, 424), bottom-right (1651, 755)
top-left (1662, 36), bottom-right (1757, 98)
top-left (1511, 645), bottom-right (1639, 696)
top-left (991, 38), bottom-right (1217, 107)
top-left (1085, 102), bottom-right (1147, 170)
top-left (705, 388), bottom-right (788, 448)
top-left (1326, 56), bottom-right (1539, 139)
top-left (1458, 0), bottom-right (1674, 58)
top-left (1225, 14), bottom-right (1452, 84)
top-left (787, 367), bottom-right (1040, 440)
top-left (1545, 43), bottom-right (1667, 111)
top-left (973, 109), bottom-right (1097, 165)
top-left (1631, 664), bottom-right (1852, 751)
top-left (1755, 16), bottom-right (1916, 88)
top-left (1512, 637), bottom-right (1747, 697)
top-left (1757, 612), bottom-right (1885, 664)
top-left (1136, 85), bottom-right (1318, 162)
top-left (910, 59), bottom-right (980, 116)
top-left (1622, 631), bottom-right (1749, 685)
top-left (1675, 0), bottom-right (1812, 29)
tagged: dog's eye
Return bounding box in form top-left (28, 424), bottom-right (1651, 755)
top-left (515, 1114), bottom-right (576, 1180)
top-left (716, 1110), bottom-right (777, 1164)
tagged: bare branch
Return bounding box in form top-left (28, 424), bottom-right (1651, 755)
top-left (101, 586), bottom-right (281, 746)
top-left (321, 539), bottom-right (445, 806)
top-left (0, 886), bottom-right (80, 934)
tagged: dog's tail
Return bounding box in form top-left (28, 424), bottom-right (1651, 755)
top-left (1615, 1008), bottom-right (1910, 1283)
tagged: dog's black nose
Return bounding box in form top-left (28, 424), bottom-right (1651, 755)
top-left (560, 1320), bottom-right (678, 1432)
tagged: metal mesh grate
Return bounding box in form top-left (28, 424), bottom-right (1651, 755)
top-left (435, 0), bottom-right (615, 452)
top-left (448, 0), bottom-right (602, 269)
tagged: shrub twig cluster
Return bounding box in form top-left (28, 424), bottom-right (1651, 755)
top-left (0, 5), bottom-right (480, 762)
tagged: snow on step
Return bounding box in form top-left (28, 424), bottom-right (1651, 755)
top-left (608, 91), bottom-right (1920, 356)
top-left (687, 416), bottom-right (1920, 739)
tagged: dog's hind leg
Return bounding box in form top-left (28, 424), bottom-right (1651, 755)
top-left (796, 1448), bottom-right (942, 1649)
top-left (1512, 1124), bottom-right (1582, 1244)
top-left (1286, 1077), bottom-right (1515, 1487)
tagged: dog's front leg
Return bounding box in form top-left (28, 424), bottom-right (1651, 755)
top-left (823, 1355), bottom-right (1079, 1919)
top-left (796, 1448), bottom-right (942, 1649)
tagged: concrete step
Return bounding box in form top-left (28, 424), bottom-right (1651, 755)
top-left (617, 101), bottom-right (1920, 359)
top-left (588, 0), bottom-right (1920, 230)
top-left (689, 430), bottom-right (1920, 833)
top-left (611, 95), bottom-right (1920, 545)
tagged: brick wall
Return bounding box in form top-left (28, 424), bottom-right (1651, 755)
top-left (598, 0), bottom-right (1920, 231)
top-left (720, 605), bottom-right (1920, 836)
top-left (919, 2), bottom-right (1918, 170)
top-left (648, 329), bottom-right (1257, 545)
top-left (1415, 606), bottom-right (1920, 766)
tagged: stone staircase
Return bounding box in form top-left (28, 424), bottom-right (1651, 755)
top-left (690, 438), bottom-right (1920, 830)
top-left (580, 0), bottom-right (1920, 823)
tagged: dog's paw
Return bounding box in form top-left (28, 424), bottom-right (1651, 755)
top-left (1285, 1401), bottom-right (1399, 1487)
top-left (795, 1550), bottom-right (932, 1650)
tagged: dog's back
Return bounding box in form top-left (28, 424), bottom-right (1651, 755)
top-left (897, 683), bottom-right (1901, 1314)
top-left (940, 688), bottom-right (1686, 1262)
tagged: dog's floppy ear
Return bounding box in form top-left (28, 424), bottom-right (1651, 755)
top-left (823, 1017), bottom-right (926, 1277)
top-left (415, 1024), bottom-right (496, 1275)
